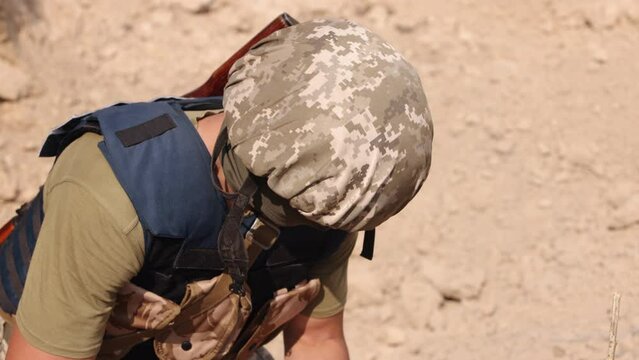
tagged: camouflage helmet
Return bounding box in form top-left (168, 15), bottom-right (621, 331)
top-left (222, 19), bottom-right (433, 232)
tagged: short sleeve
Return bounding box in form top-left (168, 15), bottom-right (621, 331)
top-left (16, 181), bottom-right (144, 358)
top-left (303, 232), bottom-right (357, 318)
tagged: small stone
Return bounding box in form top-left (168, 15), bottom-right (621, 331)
top-left (151, 9), bottom-right (175, 26)
top-left (394, 17), bottom-right (428, 34)
top-left (232, 19), bottom-right (253, 34)
top-left (349, 275), bottom-right (385, 307)
top-left (479, 300), bottom-right (497, 317)
top-left (423, 261), bottom-right (486, 301)
top-left (537, 142), bottom-right (551, 156)
top-left (606, 181), bottom-right (636, 209)
top-left (552, 346), bottom-right (566, 358)
top-left (464, 113), bottom-right (479, 127)
top-left (400, 277), bottom-right (442, 328)
top-left (428, 309), bottom-right (447, 331)
top-left (177, 0), bottom-right (214, 14)
top-left (456, 25), bottom-right (475, 44)
top-left (515, 117), bottom-right (531, 131)
top-left (367, 4), bottom-right (393, 26)
top-left (0, 60), bottom-right (30, 101)
top-left (98, 45), bottom-right (118, 60)
top-left (22, 142), bottom-right (39, 152)
top-left (0, 156), bottom-right (19, 201)
top-left (583, 1), bottom-right (639, 29)
top-left (378, 304), bottom-right (394, 322)
top-left (384, 327), bottom-right (406, 347)
top-left (138, 21), bottom-right (154, 39)
top-left (448, 121), bottom-right (466, 137)
top-left (589, 43), bottom-right (608, 64)
top-left (494, 138), bottom-right (515, 155)
top-left (609, 193), bottom-right (639, 230)
top-left (538, 198), bottom-right (552, 209)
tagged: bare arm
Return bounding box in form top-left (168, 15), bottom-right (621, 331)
top-left (7, 326), bottom-right (95, 360)
top-left (283, 311), bottom-right (349, 360)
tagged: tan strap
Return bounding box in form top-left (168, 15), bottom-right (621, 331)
top-left (100, 328), bottom-right (158, 355)
top-left (173, 274), bottom-right (234, 320)
top-left (245, 217), bottom-right (278, 268)
top-left (0, 309), bottom-right (15, 326)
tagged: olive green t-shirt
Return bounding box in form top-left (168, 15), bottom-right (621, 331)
top-left (15, 116), bottom-right (356, 358)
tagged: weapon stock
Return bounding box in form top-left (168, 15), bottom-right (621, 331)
top-left (0, 220), bottom-right (13, 246)
top-left (0, 13), bottom-right (300, 246)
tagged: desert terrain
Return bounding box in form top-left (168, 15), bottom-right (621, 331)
top-left (1, 0), bottom-right (638, 359)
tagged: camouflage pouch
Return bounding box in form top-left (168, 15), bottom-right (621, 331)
top-left (100, 274), bottom-right (251, 360)
top-left (234, 279), bottom-right (321, 360)
top-left (105, 282), bottom-right (182, 337)
top-left (153, 274), bottom-right (251, 360)
top-left (100, 282), bottom-right (182, 359)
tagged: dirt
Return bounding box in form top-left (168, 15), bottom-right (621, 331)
top-left (1, 0), bottom-right (638, 359)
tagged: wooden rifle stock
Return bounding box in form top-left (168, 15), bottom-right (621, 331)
top-left (0, 220), bottom-right (14, 246)
top-left (183, 13), bottom-right (298, 98)
top-left (0, 14), bottom-right (300, 245)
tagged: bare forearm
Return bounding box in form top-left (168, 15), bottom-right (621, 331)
top-left (285, 336), bottom-right (349, 360)
top-left (283, 312), bottom-right (349, 360)
top-left (7, 326), bottom-right (96, 360)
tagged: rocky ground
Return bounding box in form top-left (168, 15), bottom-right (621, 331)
top-left (1, 0), bottom-right (638, 359)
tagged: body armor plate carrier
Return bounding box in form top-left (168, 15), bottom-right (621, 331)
top-left (0, 97), bottom-right (346, 359)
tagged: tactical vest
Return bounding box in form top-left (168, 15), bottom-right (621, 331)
top-left (0, 97), bottom-right (348, 359)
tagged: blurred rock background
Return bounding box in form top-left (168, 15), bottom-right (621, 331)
top-left (1, 0), bottom-right (638, 359)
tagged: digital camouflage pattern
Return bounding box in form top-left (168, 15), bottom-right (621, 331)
top-left (98, 274), bottom-right (320, 360)
top-left (223, 18), bottom-right (433, 231)
top-left (69, 210), bottom-right (317, 360)
top-left (235, 279), bottom-right (321, 360)
top-left (153, 275), bottom-right (251, 360)
top-left (101, 282), bottom-right (182, 359)
top-left (106, 282), bottom-right (181, 336)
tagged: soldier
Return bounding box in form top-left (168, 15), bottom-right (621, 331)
top-left (1, 19), bottom-right (432, 360)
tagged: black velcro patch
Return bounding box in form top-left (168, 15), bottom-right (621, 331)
top-left (116, 113), bottom-right (176, 147)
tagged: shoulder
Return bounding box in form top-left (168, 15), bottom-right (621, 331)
top-left (44, 132), bottom-right (139, 234)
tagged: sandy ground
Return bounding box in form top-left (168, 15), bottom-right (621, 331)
top-left (1, 0), bottom-right (639, 359)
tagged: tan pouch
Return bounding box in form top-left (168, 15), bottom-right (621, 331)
top-left (235, 279), bottom-right (321, 360)
top-left (106, 282), bottom-right (182, 336)
top-left (100, 274), bottom-right (251, 360)
top-left (153, 274), bottom-right (251, 360)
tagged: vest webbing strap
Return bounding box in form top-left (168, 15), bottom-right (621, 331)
top-left (360, 229), bottom-right (375, 260)
top-left (115, 113), bottom-right (177, 147)
top-left (211, 126), bottom-right (261, 294)
top-left (99, 239), bottom-right (267, 355)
